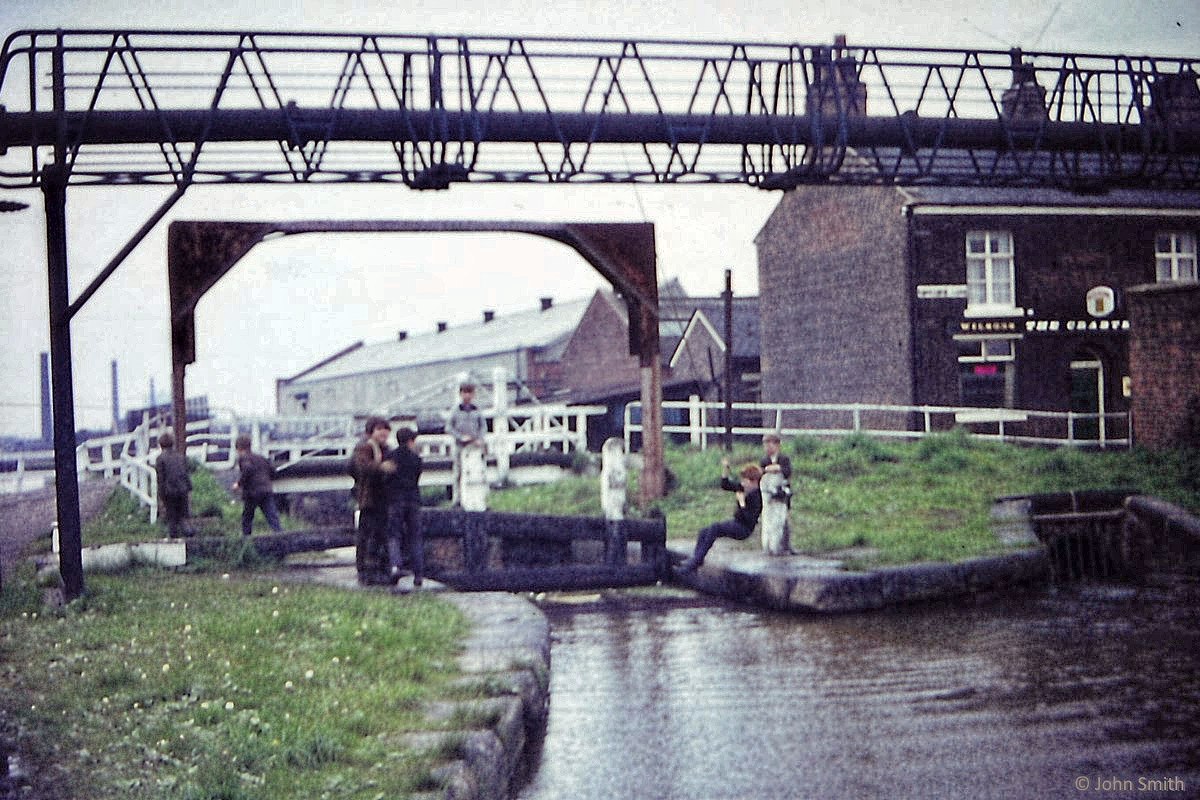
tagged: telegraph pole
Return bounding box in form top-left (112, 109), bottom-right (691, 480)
top-left (723, 269), bottom-right (734, 452)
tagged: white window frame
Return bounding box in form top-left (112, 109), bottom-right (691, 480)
top-left (1155, 231), bottom-right (1197, 282)
top-left (964, 230), bottom-right (1020, 317)
top-left (957, 335), bottom-right (1017, 407)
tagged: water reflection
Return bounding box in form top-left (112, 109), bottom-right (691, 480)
top-left (518, 584), bottom-right (1200, 800)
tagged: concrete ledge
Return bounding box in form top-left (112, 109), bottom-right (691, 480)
top-left (670, 542), bottom-right (1050, 613)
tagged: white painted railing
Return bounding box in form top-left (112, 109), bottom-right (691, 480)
top-left (625, 397), bottom-right (1132, 450)
top-left (80, 401), bottom-right (605, 519)
top-left (0, 449), bottom-right (55, 493)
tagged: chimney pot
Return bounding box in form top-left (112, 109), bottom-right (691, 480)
top-left (397, 330), bottom-right (408, 341)
top-left (483, 310), bottom-right (495, 323)
top-left (436, 321), bottom-right (448, 333)
top-left (540, 297), bottom-right (553, 311)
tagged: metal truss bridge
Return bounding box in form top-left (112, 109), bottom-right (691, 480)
top-left (1, 29), bottom-right (1198, 191)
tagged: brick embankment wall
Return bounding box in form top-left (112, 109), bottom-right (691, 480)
top-left (1127, 281), bottom-right (1200, 449)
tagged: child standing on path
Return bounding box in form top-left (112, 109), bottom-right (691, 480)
top-left (349, 416), bottom-right (396, 586)
top-left (154, 430), bottom-right (191, 539)
top-left (385, 427), bottom-right (425, 588)
top-left (232, 434), bottom-right (282, 536)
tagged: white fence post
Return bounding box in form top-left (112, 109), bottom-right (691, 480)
top-left (688, 394), bottom-right (702, 447)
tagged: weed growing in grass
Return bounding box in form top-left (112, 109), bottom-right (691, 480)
top-left (0, 572), bottom-right (469, 799)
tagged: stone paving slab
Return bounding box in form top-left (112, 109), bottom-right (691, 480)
top-left (667, 538), bottom-right (1049, 613)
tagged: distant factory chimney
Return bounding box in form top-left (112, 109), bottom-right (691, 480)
top-left (111, 359), bottom-right (120, 433)
top-left (539, 297), bottom-right (554, 311)
top-left (436, 321), bottom-right (448, 333)
top-left (483, 310), bottom-right (495, 323)
top-left (39, 352), bottom-right (51, 445)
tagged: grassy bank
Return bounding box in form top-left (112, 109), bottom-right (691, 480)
top-left (491, 432), bottom-right (1200, 567)
top-left (1, 570), bottom-right (471, 799)
top-left (1, 466), bottom-right (481, 800)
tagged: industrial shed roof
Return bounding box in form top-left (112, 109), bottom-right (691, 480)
top-left (286, 296), bottom-right (592, 385)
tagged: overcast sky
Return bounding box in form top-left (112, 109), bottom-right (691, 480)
top-left (0, 1), bottom-right (1195, 437)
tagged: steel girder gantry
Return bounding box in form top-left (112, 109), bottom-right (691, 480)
top-left (0, 30), bottom-right (1198, 191)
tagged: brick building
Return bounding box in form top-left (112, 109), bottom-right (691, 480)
top-left (559, 281), bottom-right (761, 445)
top-left (755, 185), bottom-right (1200, 441)
top-left (276, 285), bottom-right (761, 447)
top-left (1127, 282), bottom-right (1200, 448)
top-left (275, 296), bottom-right (591, 418)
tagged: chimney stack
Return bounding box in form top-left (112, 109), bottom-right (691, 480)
top-left (807, 35), bottom-right (867, 118)
top-left (436, 321), bottom-right (448, 333)
top-left (1001, 49), bottom-right (1048, 129)
top-left (483, 310), bottom-right (495, 323)
top-left (540, 297), bottom-right (553, 311)
top-left (1149, 69), bottom-right (1200, 127)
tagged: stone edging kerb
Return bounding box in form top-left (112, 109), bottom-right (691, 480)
top-left (671, 547), bottom-right (1050, 613)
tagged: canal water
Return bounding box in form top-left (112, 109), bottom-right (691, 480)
top-left (517, 582), bottom-right (1200, 800)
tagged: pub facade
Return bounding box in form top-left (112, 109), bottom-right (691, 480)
top-left (755, 184), bottom-right (1200, 441)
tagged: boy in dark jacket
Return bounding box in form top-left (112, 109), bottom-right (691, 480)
top-left (155, 430), bottom-right (191, 539)
top-left (677, 459), bottom-right (764, 573)
top-left (385, 427), bottom-right (424, 588)
top-left (349, 416), bottom-right (395, 585)
top-left (232, 434), bottom-right (282, 536)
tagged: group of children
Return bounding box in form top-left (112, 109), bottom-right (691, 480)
top-left (346, 382), bottom-right (484, 588)
top-left (154, 430), bottom-right (284, 539)
top-left (158, 388), bottom-right (793, 582)
top-left (348, 417), bottom-right (426, 588)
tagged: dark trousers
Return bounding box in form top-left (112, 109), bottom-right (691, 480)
top-left (386, 501), bottom-right (423, 582)
top-left (161, 493), bottom-right (189, 538)
top-left (356, 506), bottom-right (389, 583)
top-left (690, 519), bottom-right (753, 566)
top-left (241, 493), bottom-right (282, 536)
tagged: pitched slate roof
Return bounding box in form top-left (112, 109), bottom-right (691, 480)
top-left (903, 184), bottom-right (1200, 209)
top-left (287, 296), bottom-right (592, 385)
top-left (658, 279), bottom-right (760, 360)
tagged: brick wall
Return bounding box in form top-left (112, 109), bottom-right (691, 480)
top-left (756, 185), bottom-right (912, 406)
top-left (561, 292), bottom-right (644, 399)
top-left (1127, 281), bottom-right (1200, 448)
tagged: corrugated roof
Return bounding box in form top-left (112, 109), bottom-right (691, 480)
top-left (288, 296), bottom-right (592, 384)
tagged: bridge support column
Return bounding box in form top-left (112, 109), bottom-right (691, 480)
top-left (43, 162), bottom-right (85, 602)
top-left (638, 359), bottom-right (664, 507)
